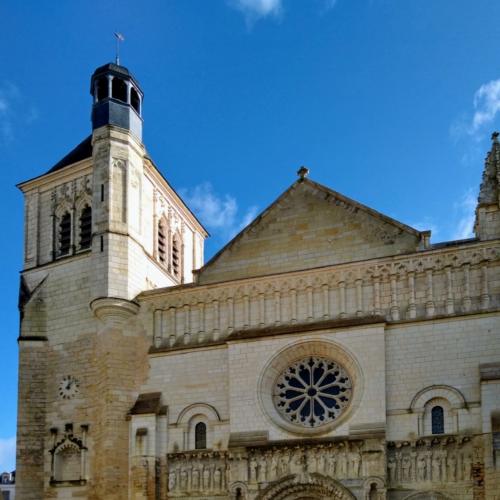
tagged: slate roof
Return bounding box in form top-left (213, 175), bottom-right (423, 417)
top-left (45, 135), bottom-right (92, 174)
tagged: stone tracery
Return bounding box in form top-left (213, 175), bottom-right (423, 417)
top-left (274, 356), bottom-right (352, 428)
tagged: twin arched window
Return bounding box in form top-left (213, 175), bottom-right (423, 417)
top-left (57, 205), bottom-right (92, 257)
top-left (156, 219), bottom-right (182, 281)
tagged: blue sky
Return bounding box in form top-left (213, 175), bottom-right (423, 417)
top-left (1, 0), bottom-right (500, 472)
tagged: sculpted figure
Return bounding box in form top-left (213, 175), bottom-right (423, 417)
top-left (440, 451), bottom-right (447, 482)
top-left (214, 467), bottom-right (222, 490)
top-left (180, 468), bottom-right (188, 490)
top-left (401, 455), bottom-right (412, 482)
top-left (249, 457), bottom-right (258, 483)
top-left (337, 450), bottom-right (347, 478)
top-left (432, 454), bottom-right (441, 482)
top-left (168, 471), bottom-right (176, 491)
top-left (395, 452), bottom-right (402, 483)
top-left (447, 452), bottom-right (456, 482)
top-left (203, 466), bottom-right (211, 490)
top-left (463, 454), bottom-right (473, 481)
top-left (270, 454), bottom-right (279, 480)
top-left (259, 455), bottom-right (268, 482)
top-left (279, 452), bottom-right (290, 477)
top-left (316, 450), bottom-right (326, 474)
top-left (350, 451), bottom-right (361, 478)
top-left (192, 467), bottom-right (200, 490)
top-left (327, 452), bottom-right (337, 476)
top-left (387, 457), bottom-right (397, 484)
top-left (416, 453), bottom-right (426, 482)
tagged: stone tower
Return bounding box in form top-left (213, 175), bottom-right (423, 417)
top-left (16, 62), bottom-right (207, 499)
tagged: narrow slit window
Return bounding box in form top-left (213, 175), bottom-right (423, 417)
top-left (158, 221), bottom-right (167, 265)
top-left (194, 422), bottom-right (207, 450)
top-left (79, 205), bottom-right (92, 250)
top-left (59, 212), bottom-right (71, 256)
top-left (431, 406), bottom-right (444, 435)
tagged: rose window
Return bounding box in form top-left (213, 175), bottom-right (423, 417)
top-left (274, 356), bottom-right (352, 428)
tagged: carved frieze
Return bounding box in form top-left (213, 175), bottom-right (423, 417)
top-left (166, 440), bottom-right (385, 497)
top-left (386, 435), bottom-right (479, 488)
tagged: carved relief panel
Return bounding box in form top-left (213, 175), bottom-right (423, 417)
top-left (387, 435), bottom-right (480, 488)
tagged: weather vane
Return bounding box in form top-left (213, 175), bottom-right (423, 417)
top-left (114, 32), bottom-right (125, 65)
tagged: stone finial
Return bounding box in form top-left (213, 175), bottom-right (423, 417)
top-left (492, 131), bottom-right (499, 143)
top-left (297, 166), bottom-right (310, 181)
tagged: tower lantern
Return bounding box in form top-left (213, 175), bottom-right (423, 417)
top-left (90, 63), bottom-right (143, 141)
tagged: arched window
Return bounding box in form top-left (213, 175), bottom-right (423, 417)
top-left (194, 422), bottom-right (206, 450)
top-left (112, 78), bottom-right (127, 102)
top-left (368, 483), bottom-right (378, 500)
top-left (172, 235), bottom-right (181, 279)
top-left (59, 212), bottom-right (71, 256)
top-left (158, 220), bottom-right (167, 265)
top-left (96, 77), bottom-right (108, 101)
top-left (79, 205), bottom-right (92, 250)
top-left (431, 406), bottom-right (445, 434)
top-left (131, 87), bottom-right (140, 114)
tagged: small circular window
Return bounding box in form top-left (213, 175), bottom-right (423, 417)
top-left (274, 356), bottom-right (352, 428)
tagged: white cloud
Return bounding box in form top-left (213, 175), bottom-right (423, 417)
top-left (410, 218), bottom-right (440, 238)
top-left (324, 0), bottom-right (338, 9)
top-left (228, 0), bottom-right (339, 24)
top-left (471, 79), bottom-right (500, 134)
top-left (452, 189), bottom-right (476, 240)
top-left (180, 182), bottom-right (258, 241)
top-left (228, 0), bottom-right (283, 22)
top-left (0, 82), bottom-right (38, 143)
top-left (0, 437), bottom-right (16, 473)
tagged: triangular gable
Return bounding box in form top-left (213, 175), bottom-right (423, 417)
top-left (196, 178), bottom-right (424, 284)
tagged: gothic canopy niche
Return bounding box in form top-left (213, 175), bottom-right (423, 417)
top-left (257, 474), bottom-right (356, 500)
top-left (258, 340), bottom-right (363, 435)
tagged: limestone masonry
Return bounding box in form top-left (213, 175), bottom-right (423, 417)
top-left (15, 63), bottom-right (500, 499)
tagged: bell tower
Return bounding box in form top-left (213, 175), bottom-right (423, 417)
top-left (16, 61), bottom-right (206, 499)
top-left (90, 63), bottom-right (143, 140)
top-left (88, 63), bottom-right (151, 306)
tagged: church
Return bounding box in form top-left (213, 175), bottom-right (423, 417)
top-left (15, 62), bottom-right (500, 499)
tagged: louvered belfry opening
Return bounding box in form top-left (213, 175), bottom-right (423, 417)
top-left (79, 205), bottom-right (92, 250)
top-left (172, 235), bottom-right (180, 278)
top-left (158, 221), bottom-right (167, 265)
top-left (59, 212), bottom-right (71, 255)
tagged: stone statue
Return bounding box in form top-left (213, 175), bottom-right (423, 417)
top-left (180, 467), bottom-right (188, 490)
top-left (416, 453), bottom-right (426, 482)
top-left (249, 457), bottom-right (258, 483)
top-left (192, 467), bottom-right (200, 490)
top-left (401, 454), bottom-right (412, 482)
top-left (203, 465), bottom-right (211, 490)
top-left (388, 457), bottom-right (397, 483)
top-left (214, 467), bottom-right (222, 490)
top-left (168, 471), bottom-right (176, 491)
top-left (447, 452), bottom-right (456, 482)
top-left (350, 450), bottom-right (361, 478)
top-left (270, 454), bottom-right (279, 480)
top-left (431, 453), bottom-right (441, 482)
top-left (463, 454), bottom-right (473, 481)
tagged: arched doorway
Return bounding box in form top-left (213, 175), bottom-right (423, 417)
top-left (257, 474), bottom-right (355, 500)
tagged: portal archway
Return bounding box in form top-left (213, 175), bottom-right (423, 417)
top-left (257, 474), bottom-right (355, 500)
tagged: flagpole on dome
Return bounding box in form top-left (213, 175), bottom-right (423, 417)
top-left (114, 32), bottom-right (125, 65)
